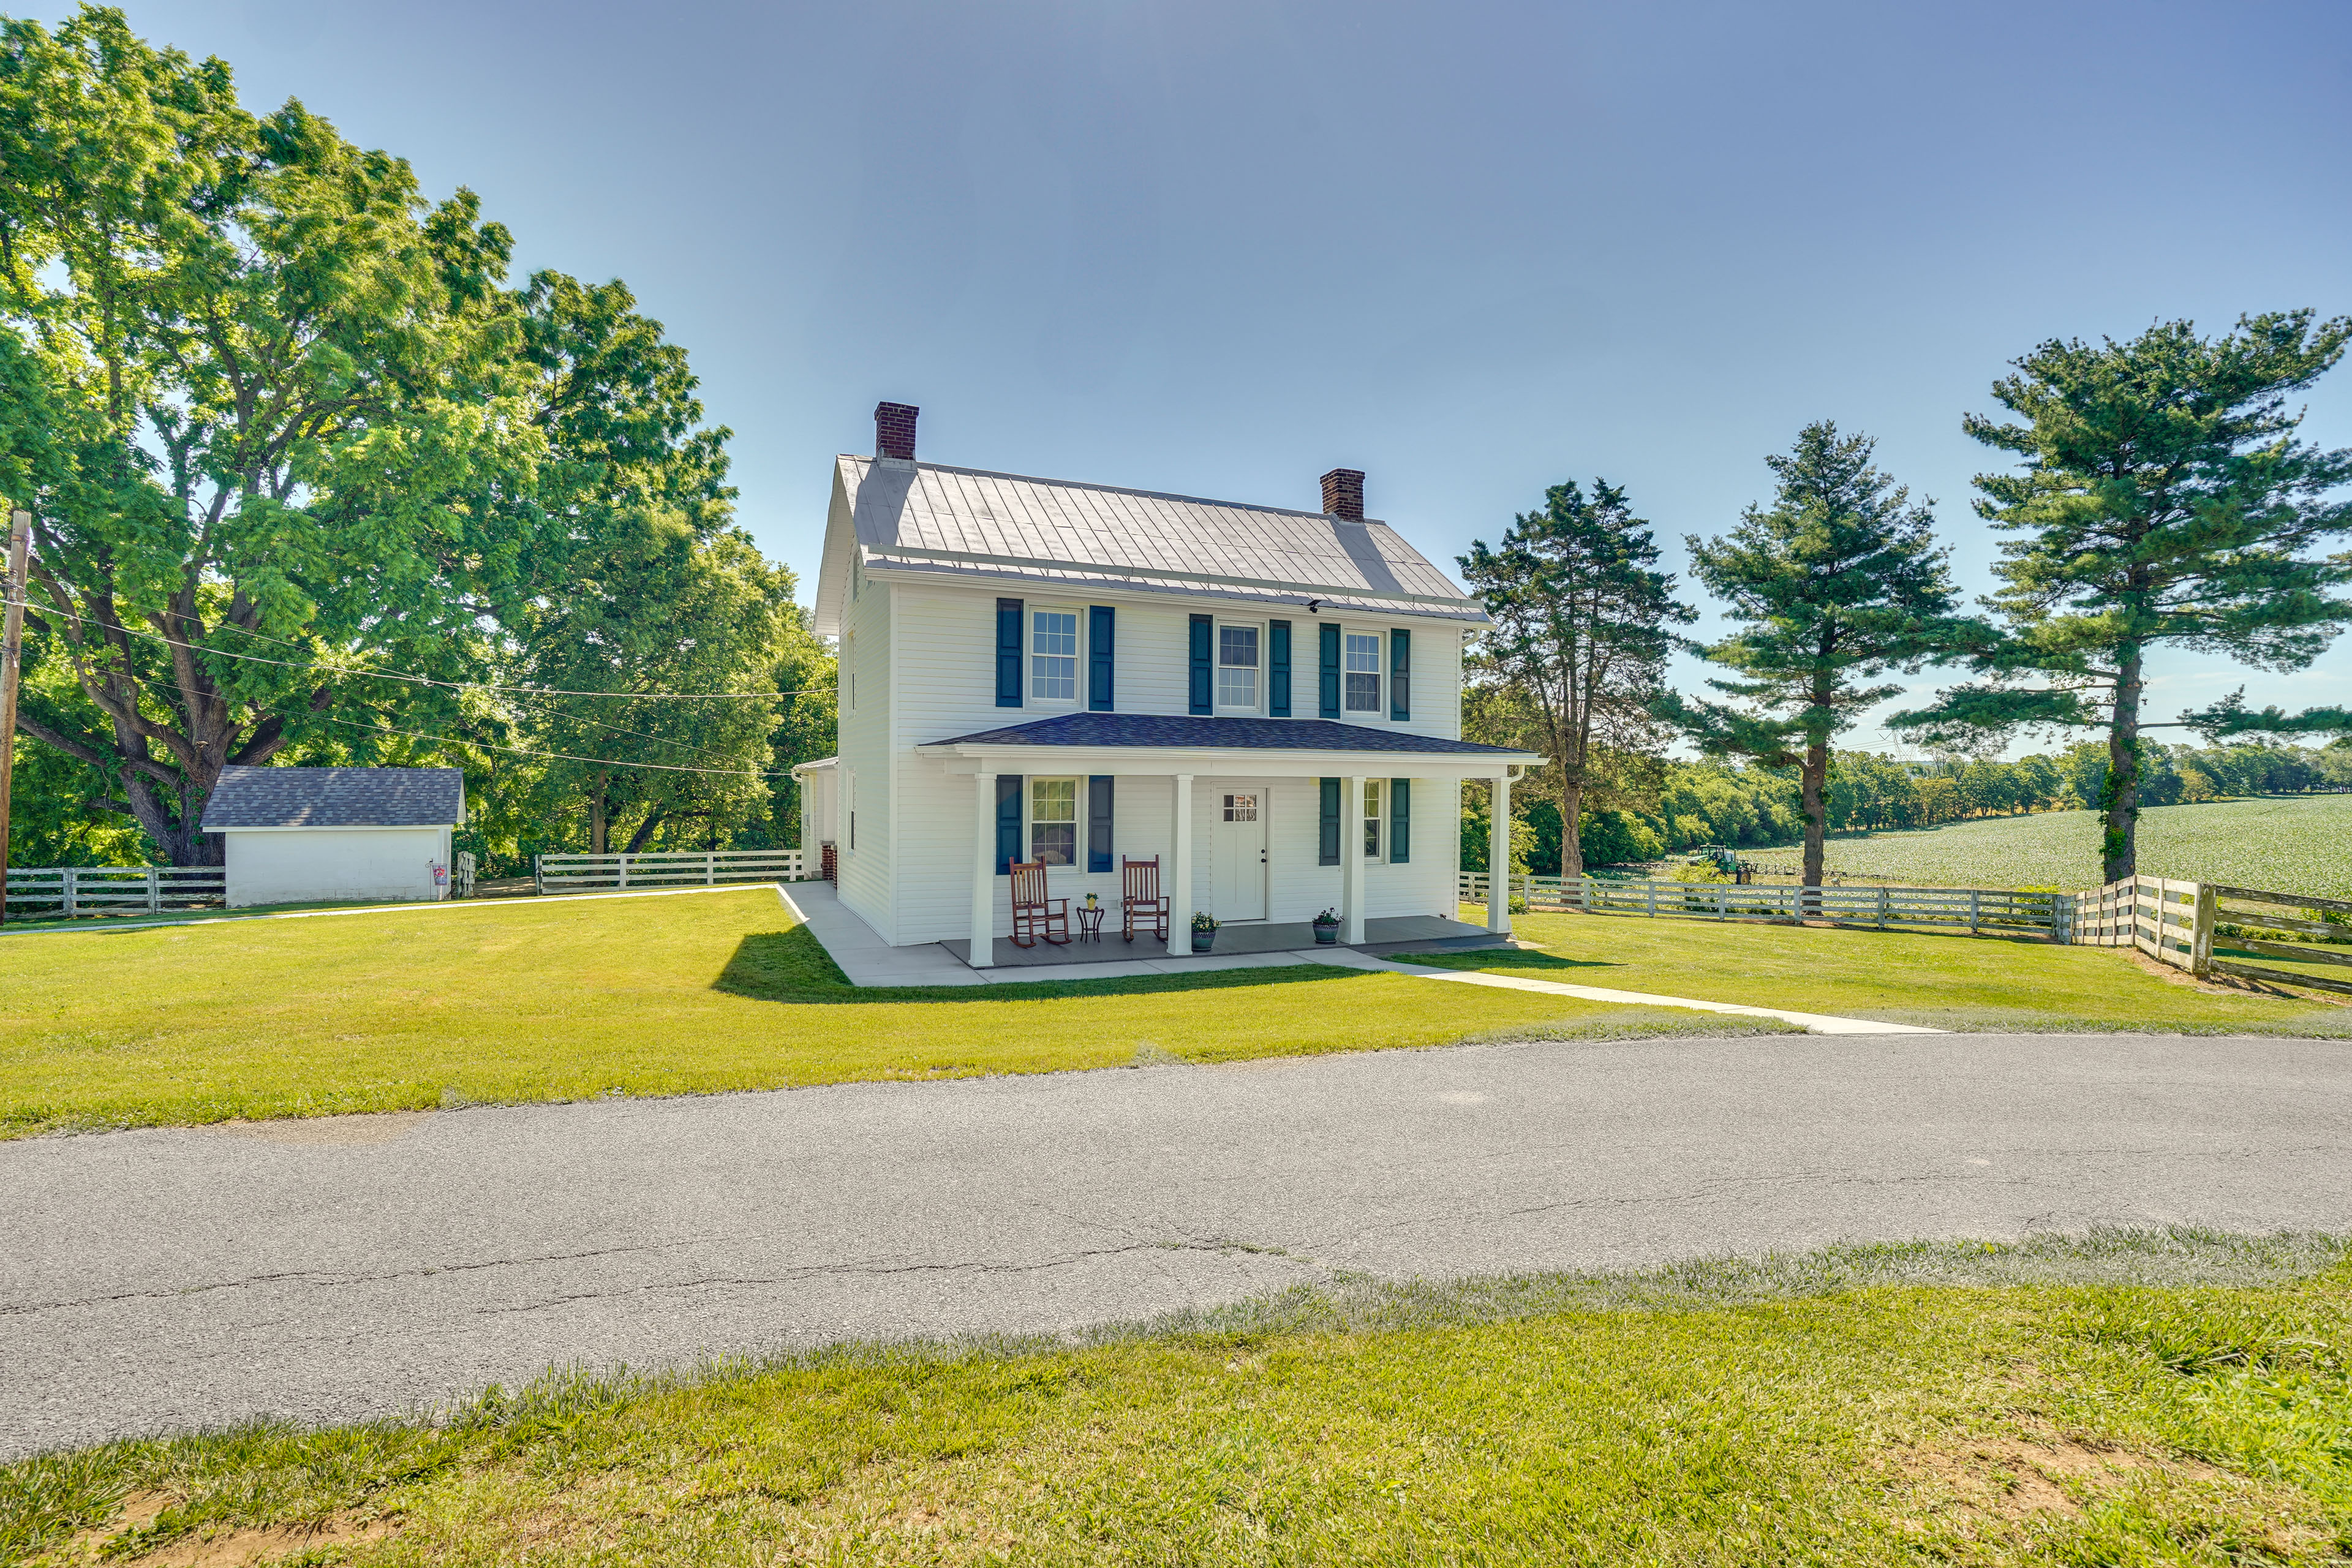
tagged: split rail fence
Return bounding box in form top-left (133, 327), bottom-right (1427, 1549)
top-left (1460, 869), bottom-right (2352, 992)
top-left (3, 865), bottom-right (226, 918)
top-left (533, 848), bottom-right (807, 895)
top-left (1456, 872), bottom-right (2061, 935)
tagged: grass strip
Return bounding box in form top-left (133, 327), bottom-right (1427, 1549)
top-left (7, 1227), bottom-right (2350, 1565)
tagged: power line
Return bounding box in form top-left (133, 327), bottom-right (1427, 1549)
top-left (6, 596), bottom-right (827, 699)
top-left (321, 716), bottom-right (797, 778)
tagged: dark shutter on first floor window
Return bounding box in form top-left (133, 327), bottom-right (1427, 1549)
top-left (1088, 605), bottom-right (1115, 710)
top-left (996, 598), bottom-right (1023, 707)
top-left (995, 775), bottom-right (1022, 874)
top-left (1389, 628), bottom-right (1411, 722)
top-left (1188, 614), bottom-right (1213, 714)
top-left (1390, 777), bottom-right (1410, 863)
top-left (1087, 776), bottom-right (1114, 872)
top-left (1318, 777), bottom-right (1341, 865)
top-left (1267, 619), bottom-right (1292, 716)
top-left (1318, 622), bottom-right (1341, 718)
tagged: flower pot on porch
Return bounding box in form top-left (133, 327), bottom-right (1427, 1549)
top-left (1313, 924), bottom-right (1340, 945)
top-left (1191, 930), bottom-right (1215, 952)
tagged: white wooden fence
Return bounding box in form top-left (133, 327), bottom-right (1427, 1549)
top-left (2208, 883), bottom-right (2352, 995)
top-left (533, 848), bottom-right (807, 894)
top-left (1456, 871), bottom-right (2060, 933)
top-left (2059, 875), bottom-right (2213, 972)
top-left (4, 865), bottom-right (227, 918)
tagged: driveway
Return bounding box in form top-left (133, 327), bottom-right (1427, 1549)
top-left (6, 1031), bottom-right (2350, 1456)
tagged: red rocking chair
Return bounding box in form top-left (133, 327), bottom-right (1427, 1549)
top-left (1009, 859), bottom-right (1070, 948)
top-left (1121, 856), bottom-right (1170, 943)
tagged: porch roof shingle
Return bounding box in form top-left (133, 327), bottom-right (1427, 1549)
top-left (919, 712), bottom-right (1536, 757)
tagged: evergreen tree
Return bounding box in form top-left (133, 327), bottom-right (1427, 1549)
top-left (1661, 422), bottom-right (1981, 891)
top-left (1458, 478), bottom-right (1691, 877)
top-left (1893, 312), bottom-right (2352, 883)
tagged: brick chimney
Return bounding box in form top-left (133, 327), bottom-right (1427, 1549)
top-left (875, 401), bottom-right (919, 461)
top-left (1320, 467), bottom-right (1364, 521)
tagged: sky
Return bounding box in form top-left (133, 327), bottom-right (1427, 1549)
top-left (39, 0), bottom-right (2352, 753)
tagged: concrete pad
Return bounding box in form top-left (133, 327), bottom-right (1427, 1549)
top-left (777, 884), bottom-right (987, 987)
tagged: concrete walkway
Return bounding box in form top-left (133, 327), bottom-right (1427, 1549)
top-left (779, 883), bottom-right (1934, 1031)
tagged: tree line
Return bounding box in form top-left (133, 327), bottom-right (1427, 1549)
top-left (1460, 741), bottom-right (2352, 877)
top-left (0, 7), bottom-right (834, 873)
top-left (1461, 316), bottom-right (2352, 889)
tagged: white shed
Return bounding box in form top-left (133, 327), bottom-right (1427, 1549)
top-left (202, 766), bottom-right (466, 908)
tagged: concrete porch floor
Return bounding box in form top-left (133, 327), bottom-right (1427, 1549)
top-left (941, 913), bottom-right (1501, 970)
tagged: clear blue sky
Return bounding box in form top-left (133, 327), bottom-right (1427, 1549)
top-left (47, 0), bottom-right (2352, 751)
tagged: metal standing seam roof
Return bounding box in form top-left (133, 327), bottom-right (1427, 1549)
top-left (199, 766), bottom-right (466, 830)
top-left (918, 713), bottom-right (1540, 758)
top-left (823, 456), bottom-right (1487, 629)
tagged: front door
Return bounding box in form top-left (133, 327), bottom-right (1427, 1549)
top-left (1212, 785), bottom-right (1268, 921)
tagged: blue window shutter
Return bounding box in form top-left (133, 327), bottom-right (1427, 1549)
top-left (1267, 619), bottom-right (1291, 716)
top-left (995, 775), bottom-right (1022, 874)
top-left (1087, 776), bottom-right (1114, 872)
top-left (1318, 622), bottom-right (1341, 718)
top-left (1088, 606), bottom-right (1115, 711)
top-left (1390, 628), bottom-right (1411, 722)
top-left (996, 598), bottom-right (1023, 707)
top-left (1189, 614), bottom-right (1213, 714)
top-left (1390, 777), bottom-right (1410, 863)
top-left (1318, 777), bottom-right (1341, 865)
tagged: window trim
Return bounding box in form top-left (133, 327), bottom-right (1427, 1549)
top-left (1027, 774), bottom-right (1082, 868)
top-left (1213, 617), bottom-right (1265, 715)
top-left (1028, 604), bottom-right (1083, 707)
top-left (1362, 777), bottom-right (1384, 859)
top-left (1342, 628), bottom-right (1384, 719)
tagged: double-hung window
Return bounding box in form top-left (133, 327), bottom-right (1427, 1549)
top-left (1363, 779), bottom-right (1384, 858)
top-left (1344, 631), bottom-right (1382, 714)
top-left (1030, 777), bottom-right (1078, 866)
top-left (1217, 624), bottom-right (1260, 710)
top-left (1031, 610), bottom-right (1077, 702)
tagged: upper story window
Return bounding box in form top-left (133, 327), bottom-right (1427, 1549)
top-left (1030, 777), bottom-right (1078, 865)
top-left (1032, 610), bottom-right (1078, 702)
top-left (1363, 778), bottom-right (1384, 858)
top-left (1217, 624), bottom-right (1259, 710)
top-left (1344, 631), bottom-right (1382, 714)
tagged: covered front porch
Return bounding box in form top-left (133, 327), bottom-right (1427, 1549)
top-left (941, 911), bottom-right (1501, 971)
top-left (913, 712), bottom-right (1542, 970)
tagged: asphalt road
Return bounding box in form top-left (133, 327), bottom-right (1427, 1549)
top-left (7, 1031), bottom-right (2351, 1457)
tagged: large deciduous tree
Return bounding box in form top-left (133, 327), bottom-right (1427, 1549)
top-left (0, 6), bottom-right (534, 862)
top-left (1893, 312), bottom-right (2352, 883)
top-left (1458, 478), bottom-right (1691, 878)
top-left (1660, 421), bottom-right (1980, 891)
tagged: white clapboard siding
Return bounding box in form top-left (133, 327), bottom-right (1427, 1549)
top-left (533, 849), bottom-right (806, 893)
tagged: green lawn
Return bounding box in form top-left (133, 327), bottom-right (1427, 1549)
top-left (0, 888), bottom-right (1752, 1139)
top-left (8, 1231), bottom-right (2350, 1566)
top-left (1740, 793), bottom-right (2352, 898)
top-left (1456, 905), bottom-right (2352, 1033)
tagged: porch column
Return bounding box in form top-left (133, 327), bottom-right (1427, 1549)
top-left (1168, 773), bottom-right (1194, 957)
top-left (1487, 771), bottom-right (1512, 935)
top-left (1342, 774), bottom-right (1367, 944)
top-left (970, 771), bottom-right (996, 968)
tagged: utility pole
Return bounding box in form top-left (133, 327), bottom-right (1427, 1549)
top-left (0, 507), bottom-right (28, 925)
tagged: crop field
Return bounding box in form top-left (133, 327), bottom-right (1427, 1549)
top-left (1745, 793), bottom-right (2352, 897)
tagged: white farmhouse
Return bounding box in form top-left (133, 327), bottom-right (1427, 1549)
top-left (796, 403), bottom-right (1538, 968)
top-left (203, 766), bottom-right (464, 908)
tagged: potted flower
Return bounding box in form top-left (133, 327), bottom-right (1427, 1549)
top-left (1190, 911), bottom-right (1219, 952)
top-left (1312, 907), bottom-right (1341, 944)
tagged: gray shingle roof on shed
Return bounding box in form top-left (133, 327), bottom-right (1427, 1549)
top-left (822, 456), bottom-right (1485, 631)
top-left (200, 767), bottom-right (466, 830)
top-left (919, 713), bottom-right (1537, 758)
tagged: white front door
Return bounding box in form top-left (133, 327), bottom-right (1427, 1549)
top-left (1212, 785), bottom-right (1268, 920)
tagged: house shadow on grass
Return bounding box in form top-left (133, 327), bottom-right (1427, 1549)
top-left (1396, 947), bottom-right (1623, 974)
top-left (714, 925), bottom-right (1363, 1005)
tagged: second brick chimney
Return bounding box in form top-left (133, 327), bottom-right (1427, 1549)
top-left (875, 401), bottom-right (919, 461)
top-left (1320, 467), bottom-right (1365, 521)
